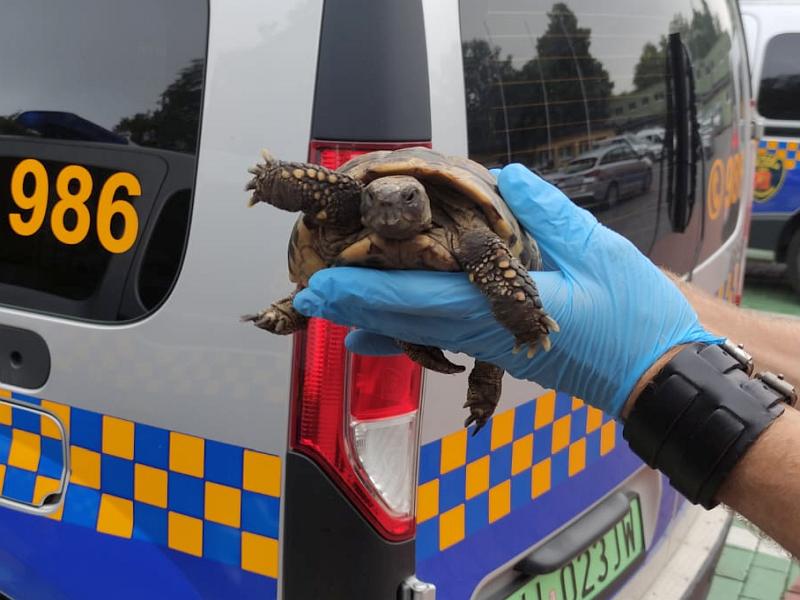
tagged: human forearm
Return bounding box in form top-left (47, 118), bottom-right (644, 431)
top-left (718, 407), bottom-right (800, 557)
top-left (670, 275), bottom-right (799, 383)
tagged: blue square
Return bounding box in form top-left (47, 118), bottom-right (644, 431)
top-left (70, 408), bottom-right (102, 452)
top-left (101, 455), bottom-right (134, 499)
top-left (0, 424), bottom-right (11, 464)
top-left (466, 425), bottom-right (491, 462)
top-left (554, 392), bottom-right (572, 419)
top-left (489, 445), bottom-right (512, 487)
top-left (571, 407), bottom-right (587, 440)
top-left (168, 472), bottom-right (204, 518)
top-left (205, 440), bottom-right (242, 488)
top-left (204, 522), bottom-right (241, 566)
top-left (12, 408), bottom-right (40, 434)
top-left (39, 436), bottom-right (64, 479)
top-left (551, 449), bottom-right (569, 488)
top-left (465, 492), bottom-right (488, 535)
top-left (533, 427), bottom-right (552, 463)
top-left (586, 429), bottom-right (601, 462)
top-left (133, 503), bottom-right (168, 545)
top-left (418, 441), bottom-right (440, 484)
top-left (416, 519), bottom-right (439, 562)
top-left (2, 466), bottom-right (35, 503)
top-left (11, 392), bottom-right (40, 406)
top-left (511, 470), bottom-right (532, 510)
top-left (513, 401), bottom-right (535, 440)
top-left (134, 424), bottom-right (169, 469)
top-left (242, 491), bottom-right (279, 538)
top-left (438, 467), bottom-right (465, 513)
top-left (779, 140), bottom-right (788, 149)
top-left (63, 485), bottom-right (100, 527)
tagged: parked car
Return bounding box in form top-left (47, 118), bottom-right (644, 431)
top-left (593, 134), bottom-right (658, 160)
top-left (549, 145), bottom-right (652, 208)
top-left (741, 0), bottom-right (800, 296)
top-left (0, 0), bottom-right (754, 598)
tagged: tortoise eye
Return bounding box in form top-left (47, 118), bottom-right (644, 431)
top-left (403, 190), bottom-right (415, 203)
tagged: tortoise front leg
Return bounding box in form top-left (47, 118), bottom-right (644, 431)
top-left (241, 291), bottom-right (308, 335)
top-left (464, 361), bottom-right (504, 434)
top-left (456, 228), bottom-right (558, 357)
top-left (245, 150), bottom-right (363, 230)
top-left (397, 341), bottom-right (465, 374)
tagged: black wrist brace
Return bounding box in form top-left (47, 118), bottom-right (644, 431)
top-left (623, 342), bottom-right (796, 509)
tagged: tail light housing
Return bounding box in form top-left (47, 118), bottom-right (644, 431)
top-left (289, 140), bottom-right (429, 541)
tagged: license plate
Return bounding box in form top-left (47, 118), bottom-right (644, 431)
top-left (505, 496), bottom-right (644, 600)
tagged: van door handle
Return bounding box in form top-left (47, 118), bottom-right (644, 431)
top-left (515, 492), bottom-right (633, 576)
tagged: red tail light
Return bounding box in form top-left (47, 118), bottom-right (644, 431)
top-left (290, 140), bottom-right (430, 541)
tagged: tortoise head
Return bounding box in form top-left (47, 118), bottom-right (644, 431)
top-left (361, 176), bottom-right (432, 240)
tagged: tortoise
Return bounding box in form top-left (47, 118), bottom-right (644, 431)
top-left (241, 147), bottom-right (558, 432)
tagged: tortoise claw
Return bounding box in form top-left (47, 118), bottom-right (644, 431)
top-left (543, 315), bottom-right (560, 333)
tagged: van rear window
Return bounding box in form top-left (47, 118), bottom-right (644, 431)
top-left (758, 33), bottom-right (800, 121)
top-left (0, 0), bottom-right (207, 322)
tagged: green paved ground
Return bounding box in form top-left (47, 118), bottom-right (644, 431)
top-left (705, 259), bottom-right (799, 600)
top-left (706, 520), bottom-right (799, 600)
top-left (740, 260), bottom-right (800, 317)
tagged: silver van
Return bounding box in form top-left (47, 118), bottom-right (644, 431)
top-left (0, 0), bottom-right (753, 598)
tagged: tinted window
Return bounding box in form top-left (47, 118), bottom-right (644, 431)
top-left (459, 0), bottom-right (747, 273)
top-left (758, 33), bottom-right (800, 121)
top-left (0, 0), bottom-right (207, 322)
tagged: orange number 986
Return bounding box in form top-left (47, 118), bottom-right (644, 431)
top-left (9, 158), bottom-right (140, 254)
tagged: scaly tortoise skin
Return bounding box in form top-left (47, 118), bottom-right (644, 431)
top-left (242, 147), bottom-right (558, 433)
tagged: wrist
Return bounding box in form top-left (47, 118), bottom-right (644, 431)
top-left (621, 344), bottom-right (689, 419)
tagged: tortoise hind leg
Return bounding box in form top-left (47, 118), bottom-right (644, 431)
top-left (456, 228), bottom-right (558, 357)
top-left (464, 361), bottom-right (504, 435)
top-left (397, 341), bottom-right (465, 374)
top-left (241, 292), bottom-right (308, 334)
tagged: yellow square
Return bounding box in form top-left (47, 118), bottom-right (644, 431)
top-left (102, 416), bottom-right (134, 460)
top-left (33, 475), bottom-right (64, 521)
top-left (41, 400), bottom-right (70, 439)
top-left (0, 388), bottom-right (10, 399)
top-left (243, 450), bottom-right (281, 496)
top-left (786, 160), bottom-right (796, 170)
top-left (242, 532), bottom-right (278, 578)
top-left (511, 434), bottom-right (533, 475)
top-left (778, 149), bottom-right (787, 159)
top-left (439, 505), bottom-right (465, 550)
top-left (0, 464), bottom-right (5, 493)
top-left (71, 446), bottom-right (101, 489)
top-left (417, 479), bottom-right (439, 523)
top-left (488, 481), bottom-right (511, 523)
top-left (439, 430), bottom-right (467, 474)
top-left (134, 464), bottom-right (168, 508)
top-left (586, 407), bottom-right (603, 434)
top-left (465, 456), bottom-right (490, 500)
top-left (534, 391), bottom-right (556, 429)
top-left (205, 482), bottom-right (241, 528)
top-left (568, 439), bottom-right (586, 476)
top-left (0, 403), bottom-right (11, 426)
top-left (768, 140), bottom-right (778, 149)
top-left (490, 409), bottom-right (514, 450)
top-left (571, 397), bottom-right (584, 411)
top-left (168, 512), bottom-right (203, 557)
top-left (8, 429), bottom-right (40, 472)
top-left (531, 459), bottom-right (551, 499)
top-left (600, 421), bottom-right (616, 456)
top-left (551, 415), bottom-right (571, 454)
top-left (97, 494), bottom-right (133, 539)
top-left (169, 432), bottom-right (204, 478)
top-left (789, 142), bottom-right (798, 151)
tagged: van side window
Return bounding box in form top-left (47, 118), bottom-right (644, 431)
top-left (758, 33), bottom-right (800, 121)
top-left (0, 0), bottom-right (208, 322)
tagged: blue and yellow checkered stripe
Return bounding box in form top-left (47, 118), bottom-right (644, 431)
top-left (0, 388), bottom-right (280, 584)
top-left (415, 391), bottom-right (616, 559)
top-left (758, 139), bottom-right (800, 170)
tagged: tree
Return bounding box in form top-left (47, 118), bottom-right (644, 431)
top-left (114, 58), bottom-right (204, 153)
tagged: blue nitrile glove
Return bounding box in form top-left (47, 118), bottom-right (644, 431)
top-left (293, 164), bottom-right (721, 417)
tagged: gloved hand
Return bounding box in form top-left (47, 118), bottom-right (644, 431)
top-left (293, 164), bottom-right (721, 417)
